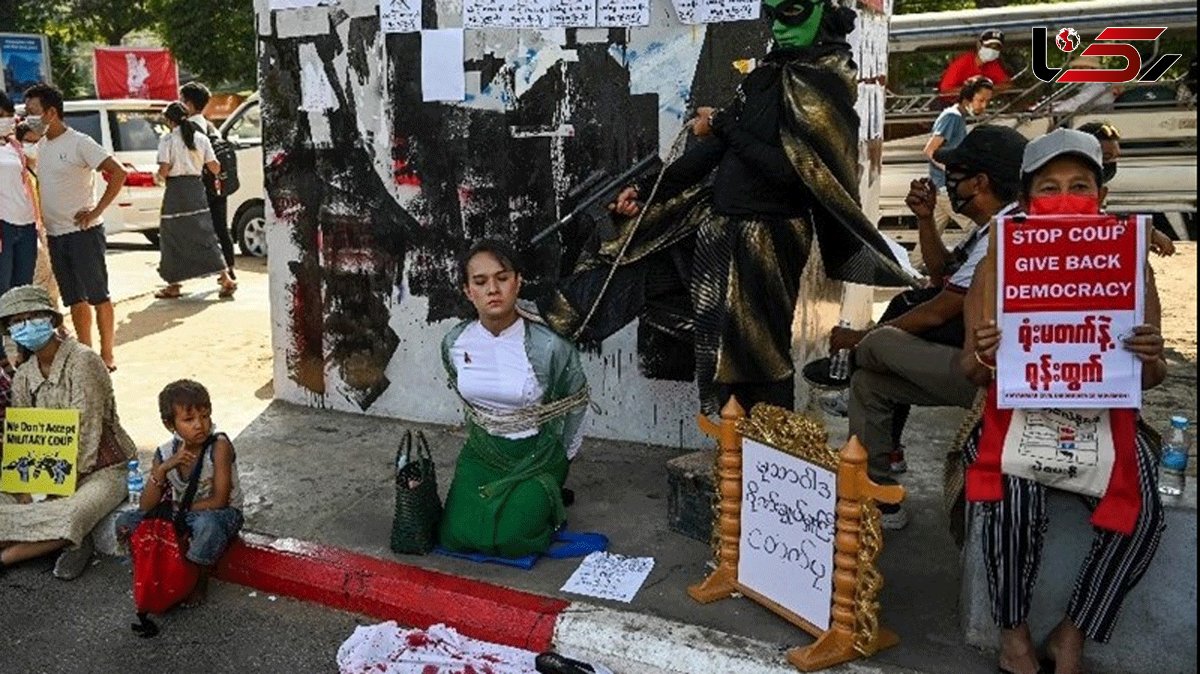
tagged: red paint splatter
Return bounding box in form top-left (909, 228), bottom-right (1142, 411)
top-left (392, 136), bottom-right (422, 187)
top-left (406, 632), bottom-right (432, 648)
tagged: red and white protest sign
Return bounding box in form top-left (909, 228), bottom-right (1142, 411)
top-left (94, 47), bottom-right (179, 100)
top-left (995, 214), bottom-right (1145, 409)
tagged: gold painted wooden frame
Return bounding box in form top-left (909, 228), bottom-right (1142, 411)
top-left (688, 398), bottom-right (906, 671)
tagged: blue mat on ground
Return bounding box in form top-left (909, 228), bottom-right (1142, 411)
top-left (434, 530), bottom-right (609, 570)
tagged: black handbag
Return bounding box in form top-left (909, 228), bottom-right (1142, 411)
top-left (389, 430), bottom-right (443, 555)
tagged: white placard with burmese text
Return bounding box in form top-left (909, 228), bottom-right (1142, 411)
top-left (739, 438), bottom-right (836, 630)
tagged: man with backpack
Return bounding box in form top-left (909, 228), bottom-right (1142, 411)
top-left (180, 82), bottom-right (239, 281)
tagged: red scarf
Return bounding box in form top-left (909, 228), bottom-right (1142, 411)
top-left (966, 385), bottom-right (1143, 535)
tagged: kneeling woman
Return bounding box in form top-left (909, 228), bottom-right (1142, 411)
top-left (439, 240), bottom-right (588, 558)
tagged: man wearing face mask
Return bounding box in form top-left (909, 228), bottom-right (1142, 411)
top-left (537, 0), bottom-right (916, 415)
top-left (23, 83), bottom-right (126, 372)
top-left (921, 76), bottom-right (994, 250)
top-left (938, 30), bottom-right (1011, 104)
top-left (829, 125), bottom-right (1027, 529)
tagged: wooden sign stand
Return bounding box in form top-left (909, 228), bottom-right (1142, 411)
top-left (688, 397), bottom-right (905, 672)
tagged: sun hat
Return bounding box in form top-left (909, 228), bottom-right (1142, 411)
top-left (0, 285), bottom-right (58, 323)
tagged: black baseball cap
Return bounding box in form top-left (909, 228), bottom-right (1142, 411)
top-left (979, 29), bottom-right (1004, 47)
top-left (934, 125), bottom-right (1028, 185)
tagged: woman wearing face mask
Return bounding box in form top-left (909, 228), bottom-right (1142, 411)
top-left (438, 240), bottom-right (589, 558)
top-left (153, 102), bottom-right (236, 299)
top-left (0, 284), bottom-right (137, 580)
top-left (938, 30), bottom-right (1012, 104)
top-left (1076, 121), bottom-right (1176, 257)
top-left (959, 129), bottom-right (1166, 674)
top-left (0, 93), bottom-right (44, 369)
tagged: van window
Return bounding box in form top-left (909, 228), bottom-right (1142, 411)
top-left (65, 111), bottom-right (104, 145)
top-left (225, 102), bottom-right (261, 145)
top-left (110, 110), bottom-right (170, 152)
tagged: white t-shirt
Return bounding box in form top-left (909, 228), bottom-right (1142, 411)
top-left (157, 127), bottom-right (216, 177)
top-left (36, 128), bottom-right (113, 236)
top-left (0, 142), bottom-right (37, 225)
top-left (946, 202), bottom-right (1020, 292)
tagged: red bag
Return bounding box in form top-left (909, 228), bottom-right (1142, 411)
top-left (129, 439), bottom-right (212, 637)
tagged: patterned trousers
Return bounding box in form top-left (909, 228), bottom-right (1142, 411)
top-left (964, 420), bottom-right (1166, 642)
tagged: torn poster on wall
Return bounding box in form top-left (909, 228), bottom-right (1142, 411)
top-left (260, 3), bottom-right (794, 412)
top-left (380, 0), bottom-right (422, 34)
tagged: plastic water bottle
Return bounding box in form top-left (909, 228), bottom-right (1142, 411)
top-left (829, 319), bottom-right (852, 381)
top-left (127, 460), bottom-right (144, 506)
top-left (1158, 416), bottom-right (1190, 497)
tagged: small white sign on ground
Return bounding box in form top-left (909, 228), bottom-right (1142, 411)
top-left (561, 551), bottom-right (655, 603)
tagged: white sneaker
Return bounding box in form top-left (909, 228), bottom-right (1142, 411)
top-left (53, 534), bottom-right (94, 581)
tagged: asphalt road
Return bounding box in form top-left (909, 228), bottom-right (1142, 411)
top-left (0, 557), bottom-right (365, 673)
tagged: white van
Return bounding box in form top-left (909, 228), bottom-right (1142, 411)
top-left (219, 93), bottom-right (266, 257)
top-left (59, 98), bottom-right (173, 243)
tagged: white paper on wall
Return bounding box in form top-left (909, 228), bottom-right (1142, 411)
top-left (269, 0), bottom-right (327, 9)
top-left (549, 0), bottom-right (598, 28)
top-left (697, 0), bottom-right (760, 23)
top-left (671, 0), bottom-right (699, 23)
top-left (421, 29), bottom-right (466, 102)
top-left (596, 0), bottom-right (650, 27)
top-left (299, 44), bottom-right (338, 111)
top-left (380, 0), bottom-right (422, 33)
top-left (464, 0), bottom-right (555, 29)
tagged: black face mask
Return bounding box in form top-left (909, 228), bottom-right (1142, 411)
top-left (944, 172), bottom-right (979, 214)
top-left (1101, 162), bottom-right (1118, 184)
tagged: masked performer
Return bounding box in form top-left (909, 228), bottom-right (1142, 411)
top-left (537, 0), bottom-right (914, 414)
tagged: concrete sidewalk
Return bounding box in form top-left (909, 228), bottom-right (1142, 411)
top-left (225, 399), bottom-right (994, 674)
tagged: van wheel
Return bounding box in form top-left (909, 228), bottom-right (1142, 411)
top-left (235, 204), bottom-right (268, 258)
top-left (143, 231), bottom-right (160, 247)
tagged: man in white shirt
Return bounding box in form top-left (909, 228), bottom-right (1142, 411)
top-left (23, 83), bottom-right (126, 371)
top-left (180, 81), bottom-right (235, 281)
top-left (829, 125), bottom-right (1027, 530)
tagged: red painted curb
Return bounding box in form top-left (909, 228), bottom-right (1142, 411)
top-left (214, 532), bottom-right (569, 651)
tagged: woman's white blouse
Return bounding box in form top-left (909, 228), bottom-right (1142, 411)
top-left (156, 127), bottom-right (216, 177)
top-left (450, 319), bottom-right (544, 441)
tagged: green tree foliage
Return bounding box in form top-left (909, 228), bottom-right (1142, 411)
top-left (2, 1), bottom-right (98, 96)
top-left (70, 0), bottom-right (155, 46)
top-left (149, 0), bottom-right (256, 88)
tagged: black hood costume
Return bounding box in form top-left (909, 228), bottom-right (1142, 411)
top-left (538, 1), bottom-right (917, 413)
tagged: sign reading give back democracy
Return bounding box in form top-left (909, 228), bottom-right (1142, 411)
top-left (995, 214), bottom-right (1145, 409)
top-left (1, 408), bottom-right (82, 496)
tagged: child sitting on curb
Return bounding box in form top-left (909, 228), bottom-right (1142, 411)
top-left (117, 380), bottom-right (244, 606)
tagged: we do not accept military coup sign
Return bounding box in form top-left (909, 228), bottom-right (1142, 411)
top-left (996, 215), bottom-right (1145, 409)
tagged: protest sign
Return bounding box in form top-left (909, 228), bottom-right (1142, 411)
top-left (995, 214), bottom-right (1145, 409)
top-left (1, 408), bottom-right (81, 496)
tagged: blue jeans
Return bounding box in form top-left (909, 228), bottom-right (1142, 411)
top-left (0, 221), bottom-right (37, 360)
top-left (116, 507), bottom-right (244, 567)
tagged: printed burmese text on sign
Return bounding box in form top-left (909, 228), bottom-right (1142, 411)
top-left (1, 408), bottom-right (82, 496)
top-left (738, 438), bottom-right (836, 630)
top-left (995, 214), bottom-right (1145, 409)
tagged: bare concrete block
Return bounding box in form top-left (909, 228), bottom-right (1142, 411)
top-left (666, 449), bottom-right (717, 543)
top-left (961, 482), bottom-right (1197, 673)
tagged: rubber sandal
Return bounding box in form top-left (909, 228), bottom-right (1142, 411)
top-left (218, 281), bottom-right (237, 299)
top-left (154, 287), bottom-right (181, 299)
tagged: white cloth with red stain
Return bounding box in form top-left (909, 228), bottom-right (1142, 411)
top-left (336, 622), bottom-right (539, 674)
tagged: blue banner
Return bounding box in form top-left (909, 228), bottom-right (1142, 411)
top-left (1, 34), bottom-right (52, 104)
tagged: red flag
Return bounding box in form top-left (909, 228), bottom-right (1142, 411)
top-left (93, 47), bottom-right (180, 100)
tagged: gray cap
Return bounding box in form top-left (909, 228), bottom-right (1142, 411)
top-left (0, 285), bottom-right (57, 322)
top-left (1021, 128), bottom-right (1103, 178)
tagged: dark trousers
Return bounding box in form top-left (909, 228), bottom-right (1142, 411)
top-left (208, 194), bottom-right (234, 279)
